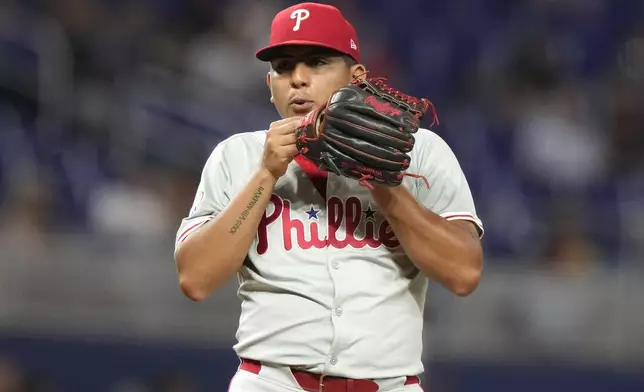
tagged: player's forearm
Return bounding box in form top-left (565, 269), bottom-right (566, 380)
top-left (371, 186), bottom-right (483, 296)
top-left (175, 169), bottom-right (277, 301)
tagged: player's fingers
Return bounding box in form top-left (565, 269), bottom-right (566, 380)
top-left (271, 117), bottom-right (303, 134)
top-left (281, 144), bottom-right (299, 157)
top-left (269, 117), bottom-right (297, 128)
top-left (269, 116), bottom-right (302, 129)
top-left (274, 131), bottom-right (297, 146)
top-left (271, 144), bottom-right (298, 160)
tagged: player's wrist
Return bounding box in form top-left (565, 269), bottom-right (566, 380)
top-left (255, 167), bottom-right (280, 186)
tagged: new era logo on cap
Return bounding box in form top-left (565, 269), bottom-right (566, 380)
top-left (256, 2), bottom-right (360, 62)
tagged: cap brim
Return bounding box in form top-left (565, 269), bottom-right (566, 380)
top-left (255, 40), bottom-right (355, 61)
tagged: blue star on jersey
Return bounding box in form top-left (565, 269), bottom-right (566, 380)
top-left (363, 206), bottom-right (377, 220)
top-left (306, 206), bottom-right (320, 220)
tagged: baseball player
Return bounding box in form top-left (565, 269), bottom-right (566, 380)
top-left (174, 3), bottom-right (484, 392)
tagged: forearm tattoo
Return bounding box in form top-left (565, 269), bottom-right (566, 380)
top-left (229, 186), bottom-right (265, 234)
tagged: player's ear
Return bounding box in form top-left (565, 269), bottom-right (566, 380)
top-left (266, 72), bottom-right (275, 103)
top-left (350, 64), bottom-right (368, 82)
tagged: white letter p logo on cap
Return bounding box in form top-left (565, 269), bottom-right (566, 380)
top-left (290, 9), bottom-right (310, 31)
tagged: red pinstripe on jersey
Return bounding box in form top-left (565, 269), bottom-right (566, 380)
top-left (442, 213), bottom-right (476, 220)
top-left (177, 218), bottom-right (211, 244)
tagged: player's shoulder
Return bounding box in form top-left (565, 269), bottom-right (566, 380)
top-left (409, 127), bottom-right (463, 174)
top-left (214, 130), bottom-right (266, 150)
top-left (207, 130), bottom-right (266, 156)
top-left (413, 127), bottom-right (455, 155)
top-left (202, 130), bottom-right (266, 168)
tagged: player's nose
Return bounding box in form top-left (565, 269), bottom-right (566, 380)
top-left (290, 63), bottom-right (311, 88)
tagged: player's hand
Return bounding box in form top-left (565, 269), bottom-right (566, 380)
top-left (261, 116), bottom-right (303, 180)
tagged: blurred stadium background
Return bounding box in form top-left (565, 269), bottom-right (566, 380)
top-left (1, 0), bottom-right (643, 391)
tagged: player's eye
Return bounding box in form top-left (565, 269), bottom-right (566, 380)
top-left (272, 60), bottom-right (294, 74)
top-left (306, 57), bottom-right (329, 67)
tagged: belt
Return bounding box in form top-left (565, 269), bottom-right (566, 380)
top-left (239, 358), bottom-right (420, 392)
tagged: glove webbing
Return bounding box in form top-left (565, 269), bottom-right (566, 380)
top-left (353, 77), bottom-right (440, 127)
top-left (351, 77), bottom-right (436, 189)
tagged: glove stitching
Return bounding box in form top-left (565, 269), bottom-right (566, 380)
top-left (325, 114), bottom-right (414, 151)
top-left (323, 135), bottom-right (407, 169)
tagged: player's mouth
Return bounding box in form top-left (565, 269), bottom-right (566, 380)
top-left (290, 98), bottom-right (315, 114)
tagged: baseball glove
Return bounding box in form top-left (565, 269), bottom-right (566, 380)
top-left (295, 78), bottom-right (436, 188)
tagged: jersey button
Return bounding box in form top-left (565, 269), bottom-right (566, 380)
top-left (334, 308), bottom-right (343, 317)
top-left (330, 356), bottom-right (338, 365)
top-left (332, 261), bottom-right (339, 269)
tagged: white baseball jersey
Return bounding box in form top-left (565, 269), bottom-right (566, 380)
top-left (175, 128), bottom-right (483, 380)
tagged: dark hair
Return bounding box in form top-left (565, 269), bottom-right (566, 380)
top-left (342, 55), bottom-right (358, 67)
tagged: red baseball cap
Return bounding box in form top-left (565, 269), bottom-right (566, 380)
top-left (256, 2), bottom-right (360, 62)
